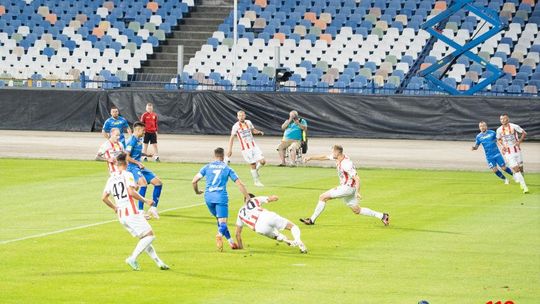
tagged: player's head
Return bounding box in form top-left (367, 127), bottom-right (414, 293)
top-left (500, 113), bottom-right (509, 125)
top-left (245, 193), bottom-right (256, 202)
top-left (133, 121), bottom-right (145, 137)
top-left (116, 152), bottom-right (127, 168)
top-left (110, 106), bottom-right (119, 118)
top-left (146, 103), bottom-right (153, 113)
top-left (478, 121), bottom-right (487, 132)
top-left (332, 145), bottom-right (344, 158)
top-left (290, 110), bottom-right (298, 118)
top-left (214, 147), bottom-right (224, 160)
top-left (237, 110), bottom-right (246, 122)
top-left (109, 128), bottom-right (120, 142)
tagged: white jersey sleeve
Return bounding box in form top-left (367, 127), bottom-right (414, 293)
top-left (496, 126), bottom-right (502, 139)
top-left (236, 215), bottom-right (244, 227)
top-left (510, 123), bottom-right (524, 133)
top-left (231, 122), bottom-right (239, 136)
top-left (246, 120), bottom-right (254, 130)
top-left (326, 154), bottom-right (334, 160)
top-left (341, 159), bottom-right (356, 177)
top-left (124, 172), bottom-right (136, 188)
top-left (253, 196), bottom-right (269, 205)
top-left (103, 176), bottom-right (114, 194)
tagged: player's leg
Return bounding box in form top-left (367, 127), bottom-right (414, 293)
top-left (145, 170), bottom-right (162, 218)
top-left (300, 189), bottom-right (334, 225)
top-left (142, 134), bottom-right (149, 162)
top-left (277, 141), bottom-right (290, 166)
top-left (123, 215), bottom-right (154, 270)
top-left (151, 134), bottom-right (159, 162)
top-left (216, 204), bottom-right (238, 249)
top-left (349, 202), bottom-right (389, 226)
top-left (508, 154), bottom-right (528, 193)
top-left (129, 167), bottom-right (149, 211)
top-left (490, 166), bottom-right (507, 183)
top-left (284, 221), bottom-right (307, 253)
top-left (254, 146), bottom-right (265, 184)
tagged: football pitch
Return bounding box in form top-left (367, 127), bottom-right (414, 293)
top-left (0, 158), bottom-right (538, 304)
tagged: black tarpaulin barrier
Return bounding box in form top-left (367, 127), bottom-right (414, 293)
top-left (1, 88), bottom-right (538, 140)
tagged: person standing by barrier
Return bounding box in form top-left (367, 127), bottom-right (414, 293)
top-left (140, 103), bottom-right (160, 162)
top-left (102, 106), bottom-right (131, 148)
top-left (277, 110), bottom-right (307, 166)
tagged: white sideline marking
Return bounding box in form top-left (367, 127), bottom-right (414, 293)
top-left (0, 203), bottom-right (204, 245)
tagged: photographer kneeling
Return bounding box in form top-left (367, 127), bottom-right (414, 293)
top-left (277, 110), bottom-right (307, 166)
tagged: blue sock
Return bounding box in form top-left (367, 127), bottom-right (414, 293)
top-left (494, 170), bottom-right (505, 180)
top-left (152, 185), bottom-right (162, 207)
top-left (504, 167), bottom-right (513, 176)
top-left (218, 222), bottom-right (231, 240)
top-left (138, 186), bottom-right (147, 210)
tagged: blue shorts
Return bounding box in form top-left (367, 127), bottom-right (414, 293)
top-left (128, 166), bottom-right (156, 183)
top-left (205, 193), bottom-right (229, 218)
top-left (486, 154), bottom-right (506, 169)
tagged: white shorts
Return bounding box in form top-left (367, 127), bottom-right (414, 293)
top-left (241, 145), bottom-right (264, 164)
top-left (119, 213), bottom-right (152, 238)
top-left (504, 152), bottom-right (523, 168)
top-left (254, 210), bottom-right (289, 238)
top-left (327, 185), bottom-right (358, 207)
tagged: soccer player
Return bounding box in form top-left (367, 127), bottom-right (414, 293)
top-left (102, 106), bottom-right (131, 148)
top-left (140, 103), bottom-right (160, 162)
top-left (101, 152), bottom-right (168, 271)
top-left (472, 121), bottom-right (513, 184)
top-left (126, 122), bottom-right (163, 218)
top-left (96, 128), bottom-right (124, 175)
top-left (235, 194), bottom-right (307, 253)
top-left (300, 145), bottom-right (389, 226)
top-left (192, 147), bottom-right (250, 251)
top-left (496, 114), bottom-right (529, 193)
top-left (226, 110), bottom-right (266, 187)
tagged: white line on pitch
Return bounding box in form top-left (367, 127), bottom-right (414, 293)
top-left (0, 203), bottom-right (204, 245)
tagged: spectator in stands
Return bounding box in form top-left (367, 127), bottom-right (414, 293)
top-left (277, 110), bottom-right (307, 166)
top-left (140, 103), bottom-right (160, 162)
top-left (102, 106), bottom-right (131, 148)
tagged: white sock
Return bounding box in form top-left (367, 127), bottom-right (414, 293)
top-left (514, 172), bottom-right (527, 187)
top-left (359, 207), bottom-right (383, 219)
top-left (256, 162), bottom-right (262, 170)
top-left (310, 201), bottom-right (326, 222)
top-left (131, 235), bottom-right (155, 260)
top-left (145, 244), bottom-right (163, 265)
top-left (251, 169), bottom-right (259, 181)
top-left (276, 233), bottom-right (289, 242)
top-left (290, 225), bottom-right (301, 242)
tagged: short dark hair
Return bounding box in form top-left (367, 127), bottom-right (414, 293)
top-left (248, 193), bottom-right (255, 198)
top-left (333, 145), bottom-right (343, 154)
top-left (500, 113), bottom-right (509, 117)
top-left (111, 105), bottom-right (118, 110)
top-left (133, 121), bottom-right (145, 129)
top-left (214, 147), bottom-right (224, 157)
top-left (116, 152), bottom-right (127, 165)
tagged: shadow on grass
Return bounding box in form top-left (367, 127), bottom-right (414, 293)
top-left (391, 227), bottom-right (463, 235)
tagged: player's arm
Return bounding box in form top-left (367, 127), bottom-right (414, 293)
top-left (101, 192), bottom-right (118, 212)
top-left (126, 152), bottom-right (144, 169)
top-left (124, 120), bottom-right (132, 137)
top-left (128, 186), bottom-right (154, 206)
top-left (226, 134), bottom-right (235, 157)
top-left (265, 195), bottom-right (278, 203)
top-left (518, 129), bottom-right (527, 146)
top-left (234, 178), bottom-right (250, 201)
top-left (471, 144), bottom-right (479, 151)
top-left (192, 173), bottom-right (204, 195)
top-left (304, 154), bottom-right (331, 162)
top-left (252, 127), bottom-right (264, 136)
top-left (235, 225), bottom-right (243, 249)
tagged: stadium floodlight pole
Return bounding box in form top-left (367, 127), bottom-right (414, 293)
top-left (232, 0), bottom-right (238, 90)
top-left (177, 45), bottom-right (184, 76)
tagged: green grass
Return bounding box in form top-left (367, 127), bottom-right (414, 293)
top-left (0, 158), bottom-right (539, 303)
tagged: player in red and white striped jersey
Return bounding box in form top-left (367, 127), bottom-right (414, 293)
top-left (496, 114), bottom-right (528, 193)
top-left (235, 194), bottom-right (307, 253)
top-left (226, 110), bottom-right (266, 187)
top-left (300, 145), bottom-right (389, 226)
top-left (101, 152), bottom-right (169, 271)
top-left (96, 128), bottom-right (124, 175)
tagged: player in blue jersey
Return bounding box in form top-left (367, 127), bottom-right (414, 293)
top-left (126, 122), bottom-right (162, 219)
top-left (472, 121), bottom-right (513, 183)
top-left (192, 147), bottom-right (250, 251)
top-left (102, 106), bottom-right (132, 148)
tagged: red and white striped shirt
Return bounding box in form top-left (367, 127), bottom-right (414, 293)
top-left (98, 140), bottom-right (124, 174)
top-left (236, 196), bottom-right (268, 230)
top-left (327, 154), bottom-right (357, 188)
top-left (496, 123), bottom-right (524, 154)
top-left (231, 120), bottom-right (256, 151)
top-left (103, 171), bottom-right (139, 218)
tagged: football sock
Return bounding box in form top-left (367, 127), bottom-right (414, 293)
top-left (152, 185), bottom-right (162, 207)
top-left (138, 186), bottom-right (147, 210)
top-left (256, 162), bottom-right (263, 170)
top-left (504, 167), bottom-right (513, 175)
top-left (145, 245), bottom-right (162, 265)
top-left (218, 222), bottom-right (232, 240)
top-left (359, 207), bottom-right (384, 219)
top-left (494, 170), bottom-right (506, 180)
top-left (251, 169), bottom-right (259, 181)
top-left (131, 235), bottom-right (155, 260)
top-left (310, 201), bottom-right (326, 222)
top-left (290, 225), bottom-right (301, 242)
top-left (514, 172), bottom-right (527, 187)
